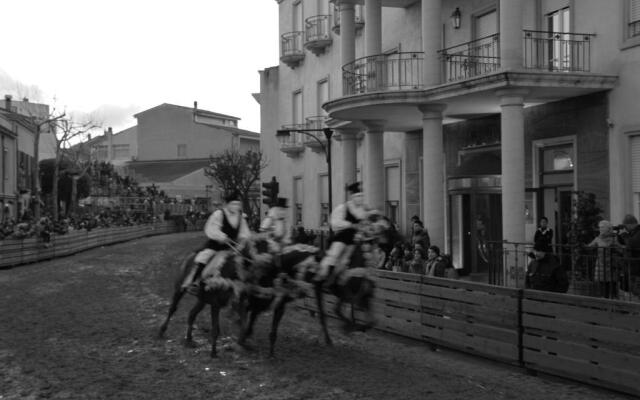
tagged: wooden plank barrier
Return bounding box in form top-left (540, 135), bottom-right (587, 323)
top-left (0, 221), bottom-right (178, 268)
top-left (522, 290), bottom-right (640, 396)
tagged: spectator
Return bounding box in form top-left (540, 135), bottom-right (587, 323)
top-left (619, 214), bottom-right (640, 294)
top-left (526, 242), bottom-right (569, 293)
top-left (534, 216), bottom-right (553, 252)
top-left (410, 216), bottom-right (430, 251)
top-left (425, 245), bottom-right (447, 277)
top-left (408, 247), bottom-right (426, 275)
top-left (586, 220), bottom-right (622, 298)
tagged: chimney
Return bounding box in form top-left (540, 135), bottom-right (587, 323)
top-left (194, 101), bottom-right (198, 111)
top-left (4, 94), bottom-right (12, 111)
top-left (108, 127), bottom-right (113, 135)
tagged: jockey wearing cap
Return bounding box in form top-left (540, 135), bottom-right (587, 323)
top-left (184, 191), bottom-right (251, 292)
top-left (315, 182), bottom-right (371, 284)
top-left (259, 197), bottom-right (291, 253)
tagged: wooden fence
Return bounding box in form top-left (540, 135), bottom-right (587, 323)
top-left (300, 270), bottom-right (640, 396)
top-left (0, 220), bottom-right (202, 269)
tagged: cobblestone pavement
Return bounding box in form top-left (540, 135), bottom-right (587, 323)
top-left (0, 233), bottom-right (634, 400)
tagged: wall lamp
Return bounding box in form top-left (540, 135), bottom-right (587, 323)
top-left (451, 7), bottom-right (461, 30)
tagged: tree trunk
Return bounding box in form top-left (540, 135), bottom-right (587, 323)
top-left (32, 125), bottom-right (41, 220)
top-left (70, 176), bottom-right (78, 216)
top-left (52, 160), bottom-right (60, 221)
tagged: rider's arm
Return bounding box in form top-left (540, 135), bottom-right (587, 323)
top-left (237, 216), bottom-right (252, 241)
top-left (204, 210), bottom-right (227, 242)
top-left (330, 203), bottom-right (351, 231)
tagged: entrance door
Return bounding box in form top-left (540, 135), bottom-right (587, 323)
top-left (450, 192), bottom-right (502, 278)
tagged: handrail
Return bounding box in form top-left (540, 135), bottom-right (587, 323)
top-left (342, 52), bottom-right (424, 95)
top-left (278, 124), bottom-right (306, 148)
top-left (280, 31), bottom-right (304, 57)
top-left (438, 33), bottom-right (500, 82)
top-left (523, 29), bottom-right (595, 72)
top-left (305, 15), bottom-right (331, 42)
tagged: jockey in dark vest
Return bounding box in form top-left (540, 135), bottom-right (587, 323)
top-left (185, 191), bottom-right (251, 291)
top-left (315, 182), bottom-right (371, 283)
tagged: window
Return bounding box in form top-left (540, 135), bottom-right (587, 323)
top-left (317, 79), bottom-right (329, 116)
top-left (177, 144), bottom-right (186, 158)
top-left (630, 0), bottom-right (640, 38)
top-left (112, 144), bottom-right (130, 159)
top-left (546, 7), bottom-right (571, 70)
top-left (631, 136), bottom-right (640, 217)
top-left (293, 0), bottom-right (303, 31)
top-left (385, 164), bottom-right (401, 225)
top-left (95, 145), bottom-right (108, 161)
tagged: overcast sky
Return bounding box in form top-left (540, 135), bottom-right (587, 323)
top-left (0, 0), bottom-right (279, 134)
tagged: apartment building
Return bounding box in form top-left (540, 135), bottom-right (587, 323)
top-left (259, 0), bottom-right (640, 282)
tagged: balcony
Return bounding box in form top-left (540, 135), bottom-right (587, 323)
top-left (280, 31), bottom-right (305, 68)
top-left (439, 34), bottom-right (501, 83)
top-left (303, 116), bottom-right (328, 153)
top-left (331, 4), bottom-right (364, 35)
top-left (523, 30), bottom-right (595, 72)
top-left (305, 15), bottom-right (332, 55)
top-left (342, 52), bottom-right (424, 96)
top-left (278, 124), bottom-right (305, 157)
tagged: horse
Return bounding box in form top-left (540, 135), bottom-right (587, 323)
top-left (237, 218), bottom-right (391, 356)
top-left (157, 243), bottom-right (253, 358)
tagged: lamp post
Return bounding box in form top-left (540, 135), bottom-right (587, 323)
top-left (276, 127), bottom-right (333, 236)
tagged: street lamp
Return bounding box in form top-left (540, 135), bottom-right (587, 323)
top-left (276, 127), bottom-right (333, 236)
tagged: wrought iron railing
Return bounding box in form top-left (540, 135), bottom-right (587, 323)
top-left (342, 52), bottom-right (424, 95)
top-left (439, 34), bottom-right (500, 82)
top-left (280, 31), bottom-right (304, 59)
top-left (302, 116), bottom-right (328, 148)
top-left (332, 4), bottom-right (364, 34)
top-left (485, 241), bottom-right (640, 303)
top-left (523, 30), bottom-right (595, 72)
top-left (631, 20), bottom-right (640, 38)
top-left (305, 15), bottom-right (331, 42)
top-left (278, 124), bottom-right (305, 149)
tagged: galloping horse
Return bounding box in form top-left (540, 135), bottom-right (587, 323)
top-left (157, 243), bottom-right (252, 358)
top-left (238, 218), bottom-right (390, 356)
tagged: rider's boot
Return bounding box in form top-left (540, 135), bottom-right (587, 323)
top-left (186, 262), bottom-right (206, 294)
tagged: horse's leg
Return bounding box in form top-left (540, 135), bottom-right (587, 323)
top-left (210, 303), bottom-right (221, 358)
top-left (334, 297), bottom-right (355, 332)
top-left (314, 284), bottom-right (332, 346)
top-left (238, 307), bottom-right (260, 348)
top-left (268, 298), bottom-right (287, 358)
top-left (184, 299), bottom-right (205, 347)
top-left (158, 287), bottom-right (185, 338)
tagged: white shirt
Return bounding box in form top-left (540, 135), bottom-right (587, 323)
top-left (260, 206), bottom-right (291, 243)
top-left (330, 201), bottom-right (368, 232)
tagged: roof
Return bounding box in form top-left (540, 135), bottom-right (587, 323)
top-left (213, 125), bottom-right (260, 139)
top-left (134, 103), bottom-right (240, 121)
top-left (0, 109), bottom-right (36, 131)
top-left (127, 158), bottom-right (211, 183)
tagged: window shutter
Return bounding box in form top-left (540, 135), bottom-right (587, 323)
top-left (631, 136), bottom-right (640, 192)
top-left (631, 0), bottom-right (640, 23)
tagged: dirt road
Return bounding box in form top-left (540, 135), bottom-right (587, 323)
top-left (0, 233), bottom-right (632, 399)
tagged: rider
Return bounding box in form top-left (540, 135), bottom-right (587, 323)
top-left (185, 190), bottom-right (251, 292)
top-left (259, 197), bottom-right (291, 253)
top-left (314, 182), bottom-right (371, 285)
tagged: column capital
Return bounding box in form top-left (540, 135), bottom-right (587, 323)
top-left (337, 0), bottom-right (357, 10)
top-left (418, 103), bottom-right (446, 119)
top-left (496, 89), bottom-right (529, 106)
top-left (362, 119), bottom-right (385, 132)
top-left (334, 127), bottom-right (362, 142)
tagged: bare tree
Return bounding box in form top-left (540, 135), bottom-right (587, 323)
top-left (51, 116), bottom-right (100, 220)
top-left (204, 149), bottom-right (267, 229)
top-left (31, 109), bottom-right (65, 220)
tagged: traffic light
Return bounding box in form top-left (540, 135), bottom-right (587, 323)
top-left (262, 176), bottom-right (279, 207)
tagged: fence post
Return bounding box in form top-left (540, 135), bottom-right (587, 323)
top-left (517, 288), bottom-right (524, 367)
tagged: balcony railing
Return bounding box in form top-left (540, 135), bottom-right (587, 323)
top-left (303, 116), bottom-right (328, 153)
top-left (280, 31), bottom-right (305, 68)
top-left (278, 124), bottom-right (305, 157)
top-left (523, 30), bottom-right (595, 72)
top-left (332, 4), bottom-right (364, 35)
top-left (305, 15), bottom-right (332, 55)
top-left (439, 34), bottom-right (501, 83)
top-left (342, 52), bottom-right (424, 96)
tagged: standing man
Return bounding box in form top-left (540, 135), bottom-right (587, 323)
top-left (525, 242), bottom-right (569, 293)
top-left (534, 216), bottom-right (554, 252)
top-left (315, 182), bottom-right (370, 283)
top-left (184, 191), bottom-right (251, 292)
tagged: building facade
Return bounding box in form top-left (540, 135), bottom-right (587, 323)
top-left (259, 0), bottom-right (640, 283)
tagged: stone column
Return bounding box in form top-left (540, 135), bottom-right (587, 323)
top-left (419, 104), bottom-right (446, 247)
top-left (337, 128), bottom-right (359, 202)
top-left (363, 120), bottom-right (385, 212)
top-left (365, 0), bottom-right (382, 56)
top-left (421, 0), bottom-right (442, 86)
top-left (498, 89), bottom-right (527, 287)
top-left (404, 131), bottom-right (422, 236)
top-left (499, 0), bottom-right (524, 70)
top-left (340, 2), bottom-right (356, 68)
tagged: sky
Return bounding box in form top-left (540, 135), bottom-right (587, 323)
top-left (0, 0), bottom-right (279, 134)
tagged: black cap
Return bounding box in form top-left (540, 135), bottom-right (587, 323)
top-left (275, 197), bottom-right (289, 208)
top-left (346, 182), bottom-right (362, 195)
top-left (224, 190), bottom-right (241, 203)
